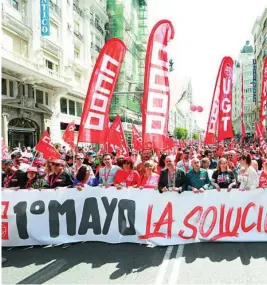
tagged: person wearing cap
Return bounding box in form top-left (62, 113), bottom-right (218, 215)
top-left (25, 167), bottom-right (49, 189)
top-left (48, 159), bottom-right (73, 189)
top-left (258, 160), bottom-right (267, 189)
top-left (177, 148), bottom-right (192, 173)
top-left (99, 153), bottom-right (120, 187)
top-left (2, 159), bottom-right (27, 189)
top-left (158, 156), bottom-right (187, 193)
top-left (114, 157), bottom-right (140, 189)
top-left (83, 151), bottom-right (97, 173)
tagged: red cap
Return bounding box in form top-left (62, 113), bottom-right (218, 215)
top-left (51, 159), bottom-right (66, 166)
top-left (123, 157), bottom-right (133, 163)
top-left (27, 167), bottom-right (38, 172)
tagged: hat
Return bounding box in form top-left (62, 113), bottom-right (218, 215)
top-left (21, 157), bottom-right (30, 164)
top-left (51, 159), bottom-right (66, 166)
top-left (32, 159), bottom-right (43, 167)
top-left (87, 151), bottom-right (96, 157)
top-left (2, 159), bottom-right (13, 165)
top-left (11, 152), bottom-right (22, 159)
top-left (27, 167), bottom-right (38, 173)
top-left (183, 148), bottom-right (189, 153)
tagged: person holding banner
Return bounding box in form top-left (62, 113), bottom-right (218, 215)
top-left (237, 154), bottom-right (259, 191)
top-left (211, 158), bottom-right (236, 192)
top-left (114, 157), bottom-right (141, 189)
top-left (186, 158), bottom-right (210, 193)
top-left (25, 167), bottom-right (49, 190)
top-left (99, 153), bottom-right (120, 187)
top-left (258, 160), bottom-right (267, 188)
top-left (139, 160), bottom-right (159, 189)
top-left (158, 156), bottom-right (187, 193)
top-left (47, 159), bottom-right (73, 189)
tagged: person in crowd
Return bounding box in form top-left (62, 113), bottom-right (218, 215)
top-left (114, 157), bottom-right (140, 189)
top-left (250, 150), bottom-right (262, 170)
top-left (212, 148), bottom-right (220, 162)
top-left (135, 149), bottom-right (157, 177)
top-left (48, 159), bottom-right (73, 189)
top-left (251, 160), bottom-right (261, 176)
top-left (72, 153), bottom-right (94, 180)
top-left (186, 158), bottom-right (210, 193)
top-left (174, 151), bottom-right (183, 166)
top-left (139, 160), bottom-right (159, 189)
top-left (85, 151), bottom-right (97, 173)
top-left (21, 146), bottom-right (33, 159)
top-left (205, 149), bottom-right (217, 169)
top-left (25, 167), bottom-right (49, 189)
top-left (65, 154), bottom-right (74, 168)
top-left (258, 160), bottom-right (267, 188)
top-left (211, 158), bottom-right (236, 191)
top-left (157, 153), bottom-right (167, 174)
top-left (11, 152), bottom-right (30, 172)
top-left (116, 155), bottom-right (125, 168)
top-left (177, 148), bottom-right (192, 173)
top-left (237, 154), bottom-right (259, 190)
top-left (74, 165), bottom-right (96, 189)
top-left (201, 157), bottom-right (214, 181)
top-left (99, 153), bottom-right (120, 187)
top-left (158, 156), bottom-right (187, 193)
top-left (2, 159), bottom-right (27, 189)
top-left (130, 151), bottom-right (139, 164)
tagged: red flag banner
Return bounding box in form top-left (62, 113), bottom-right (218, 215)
top-left (255, 121), bottom-right (267, 153)
top-left (142, 20), bottom-right (175, 150)
top-left (241, 65), bottom-right (246, 140)
top-left (108, 115), bottom-right (128, 156)
top-left (260, 57), bottom-right (267, 137)
top-left (204, 59), bottom-right (224, 144)
top-left (35, 131), bottom-right (60, 160)
top-left (78, 39), bottom-right (126, 144)
top-left (217, 57), bottom-right (234, 141)
top-left (62, 121), bottom-right (75, 151)
top-left (132, 124), bottom-right (142, 151)
top-left (1, 138), bottom-right (10, 159)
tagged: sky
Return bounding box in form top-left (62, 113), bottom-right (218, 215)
top-left (148, 0), bottom-right (266, 130)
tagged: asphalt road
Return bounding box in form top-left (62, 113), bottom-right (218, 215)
top-left (2, 242), bottom-right (267, 284)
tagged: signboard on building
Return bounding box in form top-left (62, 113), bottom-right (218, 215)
top-left (40, 0), bottom-right (50, 36)
top-left (253, 59), bottom-right (257, 103)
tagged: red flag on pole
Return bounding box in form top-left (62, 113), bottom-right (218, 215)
top-left (132, 124), bottom-right (142, 151)
top-left (108, 115), bottom-right (129, 156)
top-left (35, 131), bottom-right (60, 160)
top-left (217, 57), bottom-right (234, 141)
top-left (62, 121), bottom-right (76, 151)
top-left (78, 39), bottom-right (126, 144)
top-left (260, 57), bottom-right (267, 137)
top-left (204, 58), bottom-right (224, 145)
top-left (255, 121), bottom-right (267, 153)
top-left (142, 20), bottom-right (175, 150)
top-left (241, 65), bottom-right (246, 140)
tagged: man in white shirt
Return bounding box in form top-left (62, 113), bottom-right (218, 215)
top-left (99, 153), bottom-right (120, 187)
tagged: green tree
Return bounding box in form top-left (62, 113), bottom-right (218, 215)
top-left (174, 127), bottom-right (188, 139)
top-left (192, 133), bottom-right (199, 140)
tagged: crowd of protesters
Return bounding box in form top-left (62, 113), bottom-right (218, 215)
top-left (2, 141), bottom-right (267, 193)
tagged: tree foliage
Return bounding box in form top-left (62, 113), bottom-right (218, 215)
top-left (174, 127), bottom-right (188, 139)
top-left (192, 133), bottom-right (199, 140)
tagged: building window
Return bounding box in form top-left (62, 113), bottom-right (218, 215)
top-left (69, 100), bottom-right (75, 115)
top-left (36, 89), bottom-right (44, 104)
top-left (46, 59), bottom-right (53, 70)
top-left (27, 84), bottom-right (34, 98)
top-left (74, 46), bottom-right (80, 59)
top-left (45, 92), bottom-right (49, 105)
top-left (74, 21), bottom-right (80, 33)
top-left (76, 102), bottom-right (82, 117)
top-left (2, 78), bottom-right (7, 95)
top-left (60, 98), bottom-right (67, 114)
top-left (75, 72), bottom-right (81, 83)
top-left (9, 81), bottom-right (14, 97)
top-left (11, 0), bottom-right (19, 10)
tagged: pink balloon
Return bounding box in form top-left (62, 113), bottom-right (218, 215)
top-left (197, 106), bottom-right (203, 112)
top-left (190, 105), bottom-right (197, 112)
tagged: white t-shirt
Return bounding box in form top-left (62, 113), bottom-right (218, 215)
top-left (238, 166), bottom-right (259, 189)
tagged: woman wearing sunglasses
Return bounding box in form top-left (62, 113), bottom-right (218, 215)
top-left (114, 157), bottom-right (140, 189)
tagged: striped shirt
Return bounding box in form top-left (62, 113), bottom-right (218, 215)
top-left (186, 168), bottom-right (210, 190)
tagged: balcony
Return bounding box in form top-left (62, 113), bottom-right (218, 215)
top-left (50, 0), bottom-right (61, 18)
top-left (41, 38), bottom-right (62, 57)
top-left (73, 3), bottom-right (83, 17)
top-left (90, 19), bottom-right (104, 35)
top-left (73, 30), bottom-right (83, 42)
top-left (91, 42), bottom-right (101, 52)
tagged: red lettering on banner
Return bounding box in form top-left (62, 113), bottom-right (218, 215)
top-left (241, 202), bottom-right (256, 233)
top-left (264, 213), bottom-right (267, 233)
top-left (2, 201), bottom-right (9, 219)
top-left (199, 206), bottom-right (217, 238)
top-left (2, 222), bottom-right (9, 240)
top-left (178, 206), bottom-right (203, 240)
top-left (257, 206), bottom-right (263, 232)
top-left (139, 203), bottom-right (174, 239)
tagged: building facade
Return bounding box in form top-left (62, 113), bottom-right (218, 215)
top-left (1, 0), bottom-right (108, 149)
top-left (106, 0), bottom-right (148, 146)
top-left (252, 8), bottom-right (267, 135)
top-left (232, 41), bottom-right (255, 137)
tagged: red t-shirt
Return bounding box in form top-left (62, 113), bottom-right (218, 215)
top-left (259, 172), bottom-right (267, 188)
top-left (114, 169), bottom-right (141, 187)
top-left (140, 173), bottom-right (159, 189)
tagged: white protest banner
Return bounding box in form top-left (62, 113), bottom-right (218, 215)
top-left (2, 187), bottom-right (267, 247)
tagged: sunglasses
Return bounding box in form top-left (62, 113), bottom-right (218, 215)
top-left (123, 161), bottom-right (131, 165)
top-left (76, 158), bottom-right (83, 160)
top-left (52, 163), bottom-right (63, 167)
